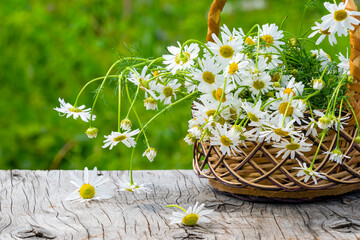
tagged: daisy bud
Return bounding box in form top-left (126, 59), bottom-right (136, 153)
top-left (188, 126), bottom-right (202, 139)
top-left (266, 92), bottom-right (274, 97)
top-left (85, 127), bottom-right (98, 138)
top-left (355, 136), bottom-right (360, 144)
top-left (121, 119), bottom-right (132, 131)
top-left (311, 52), bottom-right (317, 59)
top-left (290, 69), bottom-right (298, 77)
top-left (347, 75), bottom-right (354, 84)
top-left (272, 82), bottom-right (281, 88)
top-left (271, 72), bottom-right (281, 82)
top-left (318, 116), bottom-right (332, 129)
top-left (184, 134), bottom-right (196, 145)
top-left (289, 38), bottom-right (297, 46)
top-left (311, 78), bottom-right (325, 90)
top-left (144, 97), bottom-right (158, 110)
top-left (142, 148), bottom-right (157, 162)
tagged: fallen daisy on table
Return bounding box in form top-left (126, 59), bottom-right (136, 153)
top-left (117, 175), bottom-right (151, 193)
top-left (323, 149), bottom-right (350, 164)
top-left (66, 167), bottom-right (112, 202)
top-left (167, 202), bottom-right (213, 226)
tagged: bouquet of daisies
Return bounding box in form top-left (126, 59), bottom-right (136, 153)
top-left (55, 0), bottom-right (360, 186)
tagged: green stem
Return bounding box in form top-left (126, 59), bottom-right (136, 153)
top-left (167, 205), bottom-right (187, 213)
top-left (181, 39), bottom-right (213, 56)
top-left (129, 90), bottom-right (199, 184)
top-left (73, 75), bottom-right (118, 107)
top-left (117, 73), bottom-right (124, 132)
top-left (310, 130), bottom-right (327, 170)
top-left (336, 98), bottom-right (344, 148)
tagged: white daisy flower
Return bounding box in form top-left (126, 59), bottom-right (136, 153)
top-left (321, 0), bottom-right (360, 37)
top-left (220, 24), bottom-right (243, 42)
top-left (153, 80), bottom-right (181, 105)
top-left (210, 123), bottom-right (241, 156)
top-left (127, 66), bottom-right (157, 98)
top-left (199, 80), bottom-right (234, 105)
top-left (168, 202), bottom-right (213, 226)
top-left (324, 149), bottom-right (350, 164)
top-left (241, 100), bottom-right (268, 125)
top-left (270, 92), bottom-right (305, 124)
top-left (314, 110), bottom-right (349, 130)
top-left (259, 52), bottom-right (283, 68)
top-left (163, 42), bottom-right (200, 74)
top-left (184, 133), bottom-right (196, 145)
top-left (272, 136), bottom-right (312, 160)
top-left (144, 97), bottom-right (158, 110)
top-left (54, 98), bottom-right (96, 122)
top-left (302, 117), bottom-right (319, 137)
top-left (142, 147), bottom-right (157, 162)
top-left (224, 53), bottom-right (249, 84)
top-left (188, 126), bottom-right (203, 139)
top-left (337, 52), bottom-right (350, 74)
top-left (260, 23), bottom-right (284, 48)
top-left (102, 129), bottom-right (140, 150)
top-left (120, 119), bottom-right (132, 131)
top-left (66, 167), bottom-right (111, 202)
top-left (85, 127), bottom-right (98, 139)
top-left (260, 119), bottom-right (301, 142)
top-left (117, 175), bottom-right (151, 193)
top-left (242, 71), bottom-right (273, 96)
top-left (311, 78), bottom-right (325, 90)
top-left (192, 56), bottom-right (223, 89)
top-left (308, 21), bottom-right (337, 46)
top-left (311, 49), bottom-right (331, 69)
top-left (207, 33), bottom-right (243, 65)
top-left (281, 77), bottom-right (304, 97)
top-left (293, 160), bottom-right (326, 184)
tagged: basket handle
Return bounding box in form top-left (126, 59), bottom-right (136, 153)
top-left (207, 0), bottom-right (227, 42)
top-left (345, 0), bottom-right (360, 124)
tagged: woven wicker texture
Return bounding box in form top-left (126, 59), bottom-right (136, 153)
top-left (194, 0), bottom-right (360, 200)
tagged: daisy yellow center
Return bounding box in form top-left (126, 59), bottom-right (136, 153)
top-left (153, 71), bottom-right (159, 77)
top-left (273, 128), bottom-right (289, 137)
top-left (182, 213), bottom-right (199, 226)
top-left (228, 62), bottom-right (239, 75)
top-left (285, 143), bottom-right (300, 151)
top-left (79, 184), bottom-right (95, 199)
top-left (220, 135), bottom-right (232, 147)
top-left (175, 52), bottom-right (190, 65)
top-left (245, 37), bottom-right (255, 45)
top-left (320, 28), bottom-right (331, 35)
top-left (271, 72), bottom-right (281, 82)
top-left (283, 88), bottom-right (295, 96)
top-left (253, 80), bottom-right (265, 90)
top-left (163, 86), bottom-right (173, 97)
top-left (334, 9), bottom-right (348, 21)
top-left (202, 71), bottom-right (215, 84)
top-left (279, 102), bottom-right (293, 117)
top-left (248, 112), bottom-right (259, 122)
top-left (206, 109), bottom-right (216, 117)
top-left (212, 88), bottom-right (226, 102)
top-left (262, 35), bottom-right (274, 47)
top-left (114, 135), bottom-right (127, 142)
top-left (145, 97), bottom-right (157, 105)
top-left (219, 45), bottom-right (234, 58)
top-left (68, 107), bottom-right (82, 113)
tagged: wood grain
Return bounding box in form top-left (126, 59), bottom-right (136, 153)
top-left (0, 170), bottom-right (360, 239)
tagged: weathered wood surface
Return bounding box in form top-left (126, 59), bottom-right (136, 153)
top-left (1, 170), bottom-right (360, 240)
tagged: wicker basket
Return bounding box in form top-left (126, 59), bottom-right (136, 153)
top-left (193, 0), bottom-right (360, 202)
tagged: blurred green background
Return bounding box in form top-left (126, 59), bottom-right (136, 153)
top-left (0, 0), bottom-right (355, 170)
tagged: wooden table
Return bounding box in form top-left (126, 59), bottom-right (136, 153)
top-left (1, 170), bottom-right (360, 239)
